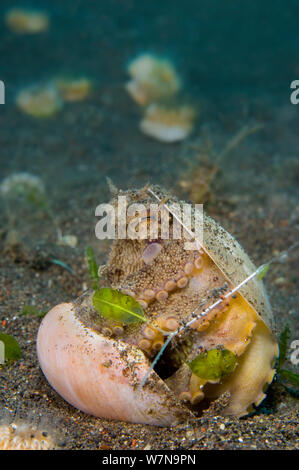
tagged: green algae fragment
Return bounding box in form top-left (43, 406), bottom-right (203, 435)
top-left (25, 188), bottom-right (48, 210)
top-left (257, 263), bottom-right (270, 280)
top-left (92, 288), bottom-right (147, 324)
top-left (21, 305), bottom-right (47, 318)
top-left (188, 348), bottom-right (237, 381)
top-left (275, 325), bottom-right (299, 391)
top-left (85, 246), bottom-right (99, 290)
top-left (277, 324), bottom-right (290, 368)
top-left (51, 258), bottom-right (75, 274)
top-left (0, 333), bottom-right (21, 363)
top-left (278, 369), bottom-right (299, 387)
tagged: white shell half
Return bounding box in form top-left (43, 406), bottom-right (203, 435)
top-left (36, 303), bottom-right (192, 426)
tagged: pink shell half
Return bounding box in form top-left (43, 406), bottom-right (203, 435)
top-left (36, 303), bottom-right (191, 426)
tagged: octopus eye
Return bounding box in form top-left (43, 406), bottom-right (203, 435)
top-left (141, 242), bottom-right (162, 265)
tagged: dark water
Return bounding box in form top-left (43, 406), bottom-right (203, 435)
top-left (0, 0), bottom-right (298, 238)
top-left (1, 0), bottom-right (299, 96)
top-left (0, 0), bottom-right (298, 279)
top-left (0, 0), bottom-right (297, 322)
top-left (0, 0), bottom-right (298, 189)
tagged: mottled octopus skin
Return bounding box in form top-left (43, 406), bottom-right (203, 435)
top-left (37, 186), bottom-right (278, 425)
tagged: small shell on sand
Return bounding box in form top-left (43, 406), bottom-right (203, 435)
top-left (0, 422), bottom-right (55, 450)
top-left (57, 234), bottom-right (78, 248)
top-left (16, 84), bottom-right (63, 118)
top-left (140, 104), bottom-right (195, 143)
top-left (5, 8), bottom-right (49, 34)
top-left (125, 54), bottom-right (181, 106)
top-left (0, 172), bottom-right (45, 197)
top-left (55, 77), bottom-right (92, 102)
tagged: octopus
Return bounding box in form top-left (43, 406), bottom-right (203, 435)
top-left (37, 186), bottom-right (278, 426)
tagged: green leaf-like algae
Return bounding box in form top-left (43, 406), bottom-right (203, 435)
top-left (188, 348), bottom-right (237, 381)
top-left (51, 259), bottom-right (75, 275)
top-left (0, 333), bottom-right (21, 363)
top-left (278, 369), bottom-right (299, 387)
top-left (86, 246), bottom-right (99, 290)
top-left (277, 324), bottom-right (290, 368)
top-left (92, 288), bottom-right (147, 324)
top-left (21, 305), bottom-right (47, 318)
top-left (275, 325), bottom-right (299, 392)
top-left (26, 188), bottom-right (48, 211)
top-left (257, 263), bottom-right (270, 280)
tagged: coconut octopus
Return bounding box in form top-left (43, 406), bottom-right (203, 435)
top-left (37, 186), bottom-right (278, 426)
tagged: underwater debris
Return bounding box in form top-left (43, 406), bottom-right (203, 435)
top-left (50, 259), bottom-right (76, 275)
top-left (179, 155), bottom-right (220, 204)
top-left (125, 53), bottom-right (181, 106)
top-left (57, 234), bottom-right (78, 248)
top-left (16, 83), bottom-right (63, 118)
top-left (0, 333), bottom-right (21, 363)
top-left (21, 305), bottom-right (47, 318)
top-left (0, 416), bottom-right (57, 450)
top-left (275, 325), bottom-right (299, 391)
top-left (0, 172), bottom-right (48, 212)
top-left (5, 8), bottom-right (50, 34)
top-left (57, 229), bottom-right (78, 248)
top-left (0, 423), bottom-right (53, 450)
top-left (179, 123), bottom-right (264, 204)
top-left (55, 77), bottom-right (92, 102)
top-left (277, 325), bottom-right (290, 368)
top-left (2, 230), bottom-right (23, 262)
top-left (278, 369), bottom-right (299, 388)
top-left (125, 53), bottom-right (198, 143)
top-left (0, 173), bottom-right (45, 199)
top-left (106, 177), bottom-right (119, 197)
top-left (16, 76), bottom-right (94, 117)
top-left (85, 246), bottom-right (99, 290)
top-left (217, 124), bottom-right (264, 161)
top-left (140, 104), bottom-right (195, 143)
